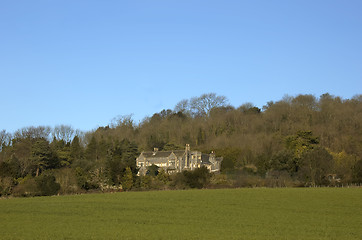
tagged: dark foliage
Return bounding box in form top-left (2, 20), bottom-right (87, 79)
top-left (35, 173), bottom-right (61, 196)
top-left (182, 166), bottom-right (211, 189)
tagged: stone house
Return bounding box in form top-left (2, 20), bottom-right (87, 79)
top-left (136, 144), bottom-right (222, 175)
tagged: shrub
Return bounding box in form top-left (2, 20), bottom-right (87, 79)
top-left (182, 166), bottom-right (211, 189)
top-left (54, 168), bottom-right (79, 194)
top-left (265, 170), bottom-right (295, 187)
top-left (233, 172), bottom-right (265, 188)
top-left (209, 174), bottom-right (233, 188)
top-left (35, 173), bottom-right (60, 196)
top-left (0, 176), bottom-right (15, 196)
top-left (352, 159), bottom-right (362, 183)
top-left (12, 176), bottom-right (39, 197)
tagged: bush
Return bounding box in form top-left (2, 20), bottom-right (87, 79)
top-left (54, 168), bottom-right (80, 194)
top-left (12, 176), bottom-right (39, 197)
top-left (0, 177), bottom-right (15, 196)
top-left (136, 174), bottom-right (169, 191)
top-left (265, 170), bottom-right (295, 187)
top-left (182, 166), bottom-right (211, 189)
top-left (209, 174), bottom-right (233, 188)
top-left (35, 173), bottom-right (60, 196)
top-left (352, 159), bottom-right (362, 183)
top-left (121, 167), bottom-right (133, 191)
top-left (233, 172), bottom-right (265, 188)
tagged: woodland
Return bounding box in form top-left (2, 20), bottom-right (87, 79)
top-left (0, 93), bottom-right (361, 197)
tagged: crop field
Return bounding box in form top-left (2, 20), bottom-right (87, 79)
top-left (0, 188), bottom-right (361, 240)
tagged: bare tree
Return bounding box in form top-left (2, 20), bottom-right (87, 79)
top-left (190, 93), bottom-right (228, 117)
top-left (53, 125), bottom-right (75, 143)
top-left (14, 126), bottom-right (51, 140)
top-left (0, 130), bottom-right (11, 151)
top-left (352, 94), bottom-right (362, 102)
top-left (174, 99), bottom-right (189, 113)
top-left (110, 115), bottom-right (134, 129)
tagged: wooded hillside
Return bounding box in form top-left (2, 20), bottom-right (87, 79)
top-left (1, 93), bottom-right (361, 196)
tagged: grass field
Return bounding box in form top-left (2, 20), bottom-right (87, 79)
top-left (0, 188), bottom-right (361, 240)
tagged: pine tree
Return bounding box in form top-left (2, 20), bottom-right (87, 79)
top-left (122, 167), bottom-right (133, 191)
top-left (70, 136), bottom-right (83, 163)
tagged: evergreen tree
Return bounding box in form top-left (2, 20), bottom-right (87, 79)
top-left (85, 136), bottom-right (98, 162)
top-left (31, 139), bottom-right (58, 176)
top-left (122, 167), bottom-right (133, 191)
top-left (70, 136), bottom-right (83, 163)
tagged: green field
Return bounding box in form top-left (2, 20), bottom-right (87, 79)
top-left (0, 188), bottom-right (361, 240)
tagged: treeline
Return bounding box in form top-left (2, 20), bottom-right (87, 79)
top-left (1, 93), bottom-right (362, 197)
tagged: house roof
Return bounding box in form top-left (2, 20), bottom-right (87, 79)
top-left (173, 150), bottom-right (186, 157)
top-left (201, 154), bottom-right (211, 164)
top-left (141, 150), bottom-right (185, 159)
top-left (201, 154), bottom-right (223, 164)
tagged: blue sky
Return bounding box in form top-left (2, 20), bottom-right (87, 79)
top-left (1, 0), bottom-right (361, 133)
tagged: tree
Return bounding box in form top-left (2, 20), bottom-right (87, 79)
top-left (70, 136), bottom-right (84, 163)
top-left (0, 156), bottom-right (20, 179)
top-left (0, 176), bottom-right (15, 196)
top-left (84, 136), bottom-right (98, 162)
top-left (269, 150), bottom-right (295, 175)
top-left (174, 99), bottom-right (189, 114)
top-left (31, 138), bottom-right (58, 176)
top-left (352, 159), bottom-right (362, 183)
top-left (105, 141), bottom-right (124, 185)
top-left (237, 103), bottom-right (261, 114)
top-left (162, 143), bottom-right (184, 151)
top-left (146, 135), bottom-right (165, 151)
top-left (298, 147), bottom-right (333, 186)
top-left (0, 130), bottom-right (11, 151)
top-left (157, 168), bottom-right (169, 184)
top-left (119, 139), bottom-right (138, 172)
top-left (52, 125), bottom-right (75, 143)
top-left (190, 93), bottom-right (228, 117)
top-left (331, 151), bottom-right (357, 183)
top-left (285, 131), bottom-right (319, 159)
top-left (104, 139), bottom-right (138, 186)
top-left (196, 128), bottom-right (206, 146)
top-left (10, 138), bottom-right (33, 177)
top-left (174, 93), bottom-right (228, 117)
top-left (220, 157), bottom-right (235, 172)
top-left (110, 114), bottom-right (134, 129)
top-left (147, 164), bottom-right (159, 177)
top-left (122, 167), bottom-right (133, 191)
top-left (292, 94), bottom-right (317, 110)
top-left (14, 126), bottom-right (51, 140)
top-left (50, 138), bottom-right (71, 167)
top-left (217, 148), bottom-right (244, 171)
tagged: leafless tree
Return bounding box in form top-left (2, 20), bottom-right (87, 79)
top-left (190, 93), bottom-right (228, 117)
top-left (14, 126), bottom-right (51, 140)
top-left (0, 129), bottom-right (11, 151)
top-left (53, 125), bottom-right (75, 143)
top-left (174, 99), bottom-right (189, 113)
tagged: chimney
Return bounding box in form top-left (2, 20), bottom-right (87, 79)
top-left (185, 144), bottom-right (190, 152)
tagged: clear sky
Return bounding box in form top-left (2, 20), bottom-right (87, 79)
top-left (1, 0), bottom-right (361, 133)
